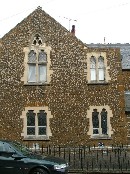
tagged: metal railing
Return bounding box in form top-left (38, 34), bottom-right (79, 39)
top-left (26, 143), bottom-right (130, 173)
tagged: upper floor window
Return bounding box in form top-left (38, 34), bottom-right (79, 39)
top-left (90, 55), bottom-right (105, 82)
top-left (28, 50), bottom-right (47, 83)
top-left (22, 34), bottom-right (52, 85)
top-left (87, 52), bottom-right (110, 84)
top-left (124, 91), bottom-right (130, 112)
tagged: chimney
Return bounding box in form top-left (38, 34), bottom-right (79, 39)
top-left (71, 25), bottom-right (75, 36)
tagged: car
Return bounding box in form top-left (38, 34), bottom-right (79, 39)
top-left (0, 140), bottom-right (69, 174)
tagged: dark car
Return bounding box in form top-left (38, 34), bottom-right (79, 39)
top-left (0, 140), bottom-right (69, 174)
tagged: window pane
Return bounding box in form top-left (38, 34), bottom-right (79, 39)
top-left (90, 56), bottom-right (96, 68)
top-left (93, 129), bottom-right (99, 134)
top-left (38, 110), bottom-right (47, 126)
top-left (27, 127), bottom-right (35, 135)
top-left (98, 56), bottom-right (104, 68)
top-left (91, 69), bottom-right (96, 80)
top-left (101, 109), bottom-right (107, 134)
top-left (38, 65), bottom-right (47, 82)
top-left (92, 109), bottom-right (99, 135)
top-left (28, 50), bottom-right (36, 62)
top-left (99, 69), bottom-right (104, 80)
top-left (92, 109), bottom-right (99, 129)
top-left (90, 56), bottom-right (96, 81)
top-left (27, 111), bottom-right (35, 126)
top-left (38, 50), bottom-right (47, 62)
top-left (28, 65), bottom-right (36, 82)
top-left (38, 127), bottom-right (46, 135)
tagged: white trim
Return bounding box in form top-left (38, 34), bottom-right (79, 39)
top-left (20, 106), bottom-right (53, 139)
top-left (87, 105), bottom-right (113, 138)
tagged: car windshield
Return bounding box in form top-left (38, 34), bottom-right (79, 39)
top-left (9, 141), bottom-right (32, 156)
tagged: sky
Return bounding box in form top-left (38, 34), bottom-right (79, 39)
top-left (0, 0), bottom-right (130, 44)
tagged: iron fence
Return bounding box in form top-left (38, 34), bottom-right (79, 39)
top-left (26, 143), bottom-right (130, 173)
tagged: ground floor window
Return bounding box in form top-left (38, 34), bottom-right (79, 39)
top-left (87, 106), bottom-right (113, 138)
top-left (27, 110), bottom-right (47, 136)
top-left (92, 108), bottom-right (107, 135)
top-left (21, 106), bottom-right (52, 140)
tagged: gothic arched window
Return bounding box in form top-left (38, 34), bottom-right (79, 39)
top-left (98, 56), bottom-right (105, 81)
top-left (90, 56), bottom-right (96, 81)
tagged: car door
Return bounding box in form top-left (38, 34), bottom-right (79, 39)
top-left (0, 142), bottom-right (23, 174)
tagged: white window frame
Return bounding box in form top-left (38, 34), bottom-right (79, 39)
top-left (90, 55), bottom-right (105, 82)
top-left (87, 105), bottom-right (113, 138)
top-left (87, 52), bottom-right (110, 83)
top-left (27, 50), bottom-right (47, 83)
top-left (21, 34), bottom-right (52, 85)
top-left (21, 106), bottom-right (53, 140)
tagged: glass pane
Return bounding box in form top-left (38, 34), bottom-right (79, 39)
top-left (101, 109), bottom-right (107, 134)
top-left (98, 56), bottom-right (104, 68)
top-left (38, 127), bottom-right (46, 135)
top-left (28, 65), bottom-right (36, 82)
top-left (38, 110), bottom-right (47, 126)
top-left (92, 109), bottom-right (99, 128)
top-left (28, 50), bottom-right (36, 62)
top-left (38, 50), bottom-right (47, 62)
top-left (99, 69), bottom-right (104, 80)
top-left (90, 56), bottom-right (96, 68)
top-left (90, 69), bottom-right (96, 80)
top-left (93, 129), bottom-right (99, 134)
top-left (38, 65), bottom-right (47, 82)
top-left (27, 127), bottom-right (35, 135)
top-left (27, 111), bottom-right (35, 126)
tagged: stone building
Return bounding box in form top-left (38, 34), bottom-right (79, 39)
top-left (0, 7), bottom-right (129, 146)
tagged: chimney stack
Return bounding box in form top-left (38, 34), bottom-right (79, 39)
top-left (71, 25), bottom-right (75, 36)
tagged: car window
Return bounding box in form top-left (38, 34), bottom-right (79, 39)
top-left (0, 142), bottom-right (15, 153)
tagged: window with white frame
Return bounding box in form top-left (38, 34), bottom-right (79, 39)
top-left (21, 106), bottom-right (53, 140)
top-left (92, 108), bottom-right (107, 135)
top-left (28, 50), bottom-right (47, 83)
top-left (27, 110), bottom-right (47, 136)
top-left (87, 106), bottom-right (113, 138)
top-left (90, 55), bottom-right (105, 82)
top-left (22, 34), bottom-right (52, 85)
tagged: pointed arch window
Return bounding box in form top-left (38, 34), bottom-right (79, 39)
top-left (90, 56), bottom-right (96, 81)
top-left (27, 49), bottom-right (47, 83)
top-left (98, 56), bottom-right (105, 81)
top-left (92, 108), bottom-right (108, 136)
top-left (26, 110), bottom-right (47, 136)
top-left (28, 50), bottom-right (36, 82)
top-left (22, 34), bottom-right (52, 85)
top-left (38, 50), bottom-right (47, 82)
top-left (90, 55), bottom-right (105, 82)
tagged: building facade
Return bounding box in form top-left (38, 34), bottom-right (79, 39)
top-left (0, 7), bottom-right (129, 146)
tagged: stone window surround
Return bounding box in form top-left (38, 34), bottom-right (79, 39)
top-left (87, 105), bottom-right (113, 139)
top-left (21, 106), bottom-right (53, 140)
top-left (21, 43), bottom-right (53, 85)
top-left (127, 122), bottom-right (130, 137)
top-left (87, 52), bottom-right (111, 84)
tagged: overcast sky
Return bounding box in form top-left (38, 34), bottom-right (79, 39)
top-left (0, 0), bottom-right (130, 43)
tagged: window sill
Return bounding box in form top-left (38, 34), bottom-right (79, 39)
top-left (23, 136), bottom-right (50, 141)
top-left (91, 135), bottom-right (112, 140)
top-left (24, 83), bottom-right (50, 86)
top-left (88, 81), bottom-right (109, 85)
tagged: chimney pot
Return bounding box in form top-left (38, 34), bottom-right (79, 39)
top-left (71, 25), bottom-right (75, 35)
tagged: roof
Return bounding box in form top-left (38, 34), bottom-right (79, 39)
top-left (1, 6), bottom-right (86, 48)
top-left (86, 43), bottom-right (130, 69)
